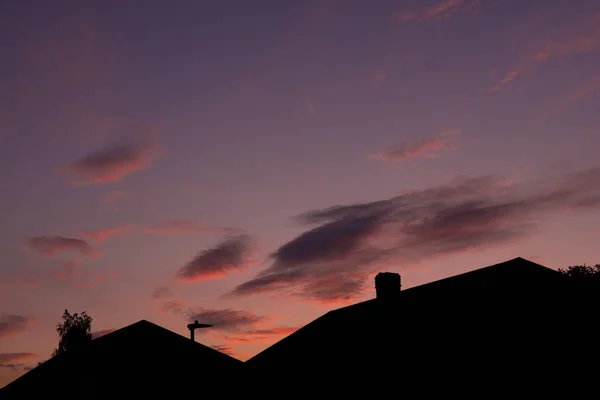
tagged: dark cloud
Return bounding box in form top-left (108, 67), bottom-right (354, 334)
top-left (176, 235), bottom-right (254, 282)
top-left (0, 314), bottom-right (32, 338)
top-left (91, 329), bottom-right (114, 339)
top-left (228, 168), bottom-right (600, 303)
top-left (152, 286), bottom-right (173, 299)
top-left (162, 301), bottom-right (268, 333)
top-left (61, 142), bottom-right (162, 185)
top-left (26, 236), bottom-right (95, 257)
top-left (185, 308), bottom-right (267, 332)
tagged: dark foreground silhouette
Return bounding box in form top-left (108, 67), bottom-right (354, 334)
top-left (243, 257), bottom-right (600, 385)
top-left (0, 320), bottom-right (243, 398)
top-left (2, 257), bottom-right (598, 397)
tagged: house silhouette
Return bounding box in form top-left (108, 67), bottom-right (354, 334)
top-left (0, 320), bottom-right (243, 399)
top-left (245, 257), bottom-right (598, 379)
top-left (2, 257), bottom-right (598, 395)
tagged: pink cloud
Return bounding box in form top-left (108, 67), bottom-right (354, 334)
top-left (532, 74), bottom-right (600, 128)
top-left (371, 129), bottom-right (460, 163)
top-left (50, 261), bottom-right (115, 288)
top-left (392, 0), bottom-right (479, 23)
top-left (61, 142), bottom-right (163, 185)
top-left (493, 23), bottom-right (600, 88)
top-left (74, 270), bottom-right (114, 288)
top-left (0, 315), bottom-right (32, 338)
top-left (0, 353), bottom-right (35, 363)
top-left (209, 344), bottom-right (235, 357)
top-left (102, 189), bottom-right (129, 203)
top-left (25, 236), bottom-right (96, 257)
top-left (219, 326), bottom-right (298, 343)
top-left (51, 261), bottom-right (81, 280)
top-left (228, 168), bottom-right (600, 303)
top-left (152, 286), bottom-right (173, 299)
top-left (141, 219), bottom-right (240, 235)
top-left (82, 226), bottom-right (131, 242)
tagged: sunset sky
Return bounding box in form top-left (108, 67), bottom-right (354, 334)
top-left (2, 0), bottom-right (600, 386)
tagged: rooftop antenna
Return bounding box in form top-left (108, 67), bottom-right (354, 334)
top-left (187, 320), bottom-right (212, 342)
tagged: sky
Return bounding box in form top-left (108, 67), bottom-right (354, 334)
top-left (1, 0), bottom-right (600, 386)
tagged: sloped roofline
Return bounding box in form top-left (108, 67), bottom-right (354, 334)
top-left (245, 257), bottom-right (565, 364)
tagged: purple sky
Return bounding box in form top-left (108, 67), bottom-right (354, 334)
top-left (2, 0), bottom-right (600, 386)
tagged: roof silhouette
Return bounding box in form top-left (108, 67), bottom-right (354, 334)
top-left (1, 319), bottom-right (243, 399)
top-left (245, 257), bottom-right (590, 376)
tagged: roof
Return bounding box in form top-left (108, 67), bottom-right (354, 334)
top-left (245, 257), bottom-right (573, 371)
top-left (1, 320), bottom-right (243, 399)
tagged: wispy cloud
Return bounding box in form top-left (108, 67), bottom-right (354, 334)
top-left (0, 353), bottom-right (36, 372)
top-left (152, 286), bottom-right (173, 299)
top-left (159, 297), bottom-right (293, 348)
top-left (102, 189), bottom-right (129, 203)
top-left (370, 129), bottom-right (460, 163)
top-left (141, 219), bottom-right (241, 236)
top-left (227, 168), bottom-right (600, 303)
top-left (210, 344), bottom-right (235, 357)
top-left (51, 261), bottom-right (81, 280)
top-left (61, 141), bottom-right (163, 185)
top-left (25, 236), bottom-right (96, 257)
top-left (0, 353), bottom-right (35, 364)
top-left (82, 226), bottom-right (131, 243)
top-left (0, 315), bottom-right (32, 338)
top-left (392, 0), bottom-right (479, 23)
top-left (492, 26), bottom-right (600, 89)
top-left (219, 326), bottom-right (298, 343)
top-left (176, 235), bottom-right (255, 282)
top-left (532, 74), bottom-right (600, 128)
top-left (78, 220), bottom-right (239, 245)
top-left (162, 301), bottom-right (268, 333)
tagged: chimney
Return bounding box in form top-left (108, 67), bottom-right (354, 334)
top-left (375, 272), bottom-right (401, 300)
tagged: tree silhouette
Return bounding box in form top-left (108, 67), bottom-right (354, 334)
top-left (52, 309), bottom-right (93, 356)
top-left (557, 264), bottom-right (600, 279)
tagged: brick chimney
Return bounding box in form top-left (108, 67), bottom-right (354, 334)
top-left (375, 272), bottom-right (401, 300)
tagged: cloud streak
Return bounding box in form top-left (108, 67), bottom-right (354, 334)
top-left (25, 236), bottom-right (95, 257)
top-left (61, 142), bottom-right (162, 185)
top-left (210, 344), bottom-right (235, 357)
top-left (102, 189), bottom-right (129, 203)
top-left (141, 219), bottom-right (241, 236)
top-left (0, 353), bottom-right (35, 364)
top-left (393, 0), bottom-right (479, 23)
top-left (227, 168), bottom-right (600, 303)
top-left (371, 129), bottom-right (460, 163)
top-left (152, 286), bottom-right (173, 299)
top-left (162, 301), bottom-right (268, 333)
top-left (176, 235), bottom-right (254, 282)
top-left (0, 315), bottom-right (32, 338)
top-left (219, 326), bottom-right (298, 343)
top-left (83, 226), bottom-right (131, 242)
top-left (493, 26), bottom-right (600, 89)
